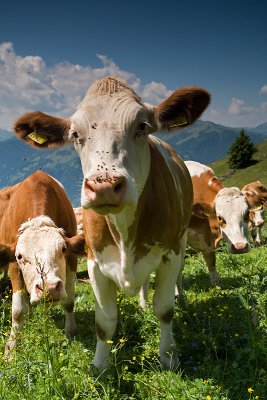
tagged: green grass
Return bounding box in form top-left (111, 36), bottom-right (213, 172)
top-left (210, 139), bottom-right (267, 187)
top-left (0, 239), bottom-right (267, 399)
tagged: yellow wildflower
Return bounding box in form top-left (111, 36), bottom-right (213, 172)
top-left (119, 338), bottom-right (125, 343)
top-left (132, 356), bottom-right (136, 361)
top-left (106, 340), bottom-right (113, 344)
top-left (203, 379), bottom-right (209, 384)
top-left (248, 387), bottom-right (254, 394)
top-left (206, 395), bottom-right (212, 400)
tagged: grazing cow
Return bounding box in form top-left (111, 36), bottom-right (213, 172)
top-left (242, 181), bottom-right (267, 245)
top-left (12, 76), bottom-right (210, 369)
top-left (183, 161), bottom-right (251, 287)
top-left (0, 171), bottom-right (85, 354)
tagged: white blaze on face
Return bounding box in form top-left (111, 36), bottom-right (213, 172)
top-left (251, 208), bottom-right (265, 226)
top-left (68, 82), bottom-right (154, 215)
top-left (215, 188), bottom-right (250, 252)
top-left (15, 216), bottom-right (68, 304)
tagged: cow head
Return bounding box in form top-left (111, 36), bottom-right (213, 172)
top-left (0, 216), bottom-right (85, 304)
top-left (193, 187), bottom-right (250, 253)
top-left (13, 76), bottom-right (210, 216)
top-left (242, 181), bottom-right (267, 228)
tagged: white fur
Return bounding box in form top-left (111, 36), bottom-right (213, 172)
top-left (185, 160), bottom-right (213, 178)
top-left (215, 187), bottom-right (249, 250)
top-left (16, 216), bottom-right (67, 304)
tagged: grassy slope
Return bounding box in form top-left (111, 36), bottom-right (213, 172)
top-left (0, 245), bottom-right (266, 399)
top-left (0, 143), bottom-right (267, 399)
top-left (210, 139), bottom-right (267, 187)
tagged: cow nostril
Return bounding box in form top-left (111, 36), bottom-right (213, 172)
top-left (114, 181), bottom-right (123, 194)
top-left (84, 179), bottom-right (95, 193)
top-left (55, 281), bottom-right (63, 291)
top-left (113, 178), bottom-right (126, 195)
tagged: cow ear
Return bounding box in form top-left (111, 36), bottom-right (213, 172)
top-left (66, 234), bottom-right (87, 256)
top-left (153, 87), bottom-right (210, 132)
top-left (0, 244), bottom-right (16, 267)
top-left (192, 202), bottom-right (216, 218)
top-left (13, 111), bottom-right (70, 149)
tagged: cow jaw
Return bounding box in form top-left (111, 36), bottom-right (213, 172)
top-left (16, 218), bottom-right (68, 304)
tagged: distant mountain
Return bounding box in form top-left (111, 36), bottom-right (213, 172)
top-left (0, 120), bottom-right (266, 205)
top-left (0, 128), bottom-right (12, 141)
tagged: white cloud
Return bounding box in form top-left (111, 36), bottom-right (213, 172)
top-left (0, 43), bottom-right (168, 131)
top-left (228, 98), bottom-right (256, 115)
top-left (259, 85), bottom-right (267, 95)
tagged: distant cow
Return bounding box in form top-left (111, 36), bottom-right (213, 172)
top-left (183, 161), bottom-right (251, 287)
top-left (0, 171), bottom-right (85, 354)
top-left (242, 181), bottom-right (267, 245)
top-left (13, 76), bottom-right (210, 369)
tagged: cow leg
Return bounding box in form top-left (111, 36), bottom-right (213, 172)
top-left (5, 262), bottom-right (29, 356)
top-left (61, 255), bottom-right (78, 338)
top-left (255, 226), bottom-right (261, 245)
top-left (139, 277), bottom-right (150, 310)
top-left (88, 259), bottom-right (117, 370)
top-left (202, 251), bottom-right (219, 286)
top-left (153, 237), bottom-right (186, 370)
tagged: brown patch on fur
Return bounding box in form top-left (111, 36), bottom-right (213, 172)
top-left (13, 111), bottom-right (70, 148)
top-left (126, 136), bottom-right (193, 261)
top-left (95, 323), bottom-right (107, 341)
top-left (156, 87), bottom-right (210, 132)
top-left (160, 308), bottom-right (174, 324)
top-left (242, 181), bottom-right (267, 208)
top-left (0, 244), bottom-right (16, 267)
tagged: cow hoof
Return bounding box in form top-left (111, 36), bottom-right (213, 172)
top-left (4, 339), bottom-right (17, 361)
top-left (65, 323), bottom-right (78, 340)
top-left (160, 353), bottom-right (179, 371)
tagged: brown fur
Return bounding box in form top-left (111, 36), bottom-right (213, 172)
top-left (0, 171), bottom-right (79, 291)
top-left (83, 137), bottom-right (193, 260)
top-left (156, 86), bottom-right (210, 132)
top-left (13, 111), bottom-right (70, 149)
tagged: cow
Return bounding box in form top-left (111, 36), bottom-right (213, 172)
top-left (182, 161), bottom-right (251, 287)
top-left (0, 171), bottom-right (85, 354)
top-left (12, 76), bottom-right (210, 370)
top-left (242, 181), bottom-right (267, 245)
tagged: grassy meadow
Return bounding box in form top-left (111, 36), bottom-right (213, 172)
top-left (0, 238), bottom-right (266, 400)
top-left (0, 143), bottom-right (267, 400)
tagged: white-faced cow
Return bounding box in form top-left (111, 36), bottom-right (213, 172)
top-left (13, 76), bottom-right (210, 370)
top-left (0, 171), bottom-right (85, 354)
top-left (183, 161), bottom-right (251, 287)
top-left (242, 181), bottom-right (267, 245)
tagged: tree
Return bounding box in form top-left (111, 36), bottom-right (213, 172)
top-left (228, 129), bottom-right (256, 169)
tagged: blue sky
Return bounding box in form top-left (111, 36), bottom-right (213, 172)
top-left (0, 0), bottom-right (267, 131)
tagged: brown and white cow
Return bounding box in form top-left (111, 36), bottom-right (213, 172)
top-left (182, 161), bottom-right (251, 287)
top-left (13, 76), bottom-right (210, 369)
top-left (242, 181), bottom-right (267, 245)
top-left (0, 171), bottom-right (85, 354)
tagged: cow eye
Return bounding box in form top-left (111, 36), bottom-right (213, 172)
top-left (217, 215), bottom-right (226, 226)
top-left (135, 122), bottom-right (149, 137)
top-left (16, 254), bottom-right (23, 261)
top-left (62, 246), bottom-right (67, 254)
top-left (73, 131), bottom-right (79, 138)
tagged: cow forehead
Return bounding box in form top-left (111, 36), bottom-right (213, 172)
top-left (17, 228), bottom-right (66, 253)
top-left (215, 188), bottom-right (248, 215)
top-left (72, 96), bottom-right (148, 134)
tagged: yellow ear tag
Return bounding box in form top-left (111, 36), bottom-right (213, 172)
top-left (169, 115), bottom-right (188, 128)
top-left (254, 205), bottom-right (263, 211)
top-left (27, 132), bottom-right (48, 144)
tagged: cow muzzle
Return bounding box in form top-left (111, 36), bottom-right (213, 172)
top-left (33, 278), bottom-right (67, 304)
top-left (83, 175), bottom-right (127, 214)
top-left (229, 241), bottom-right (250, 254)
